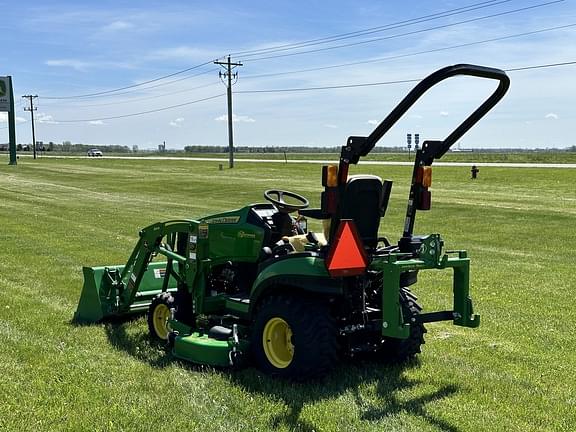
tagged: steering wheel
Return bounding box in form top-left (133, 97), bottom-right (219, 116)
top-left (264, 189), bottom-right (309, 213)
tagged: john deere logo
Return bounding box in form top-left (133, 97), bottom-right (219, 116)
top-left (237, 230), bottom-right (256, 239)
top-left (0, 81), bottom-right (6, 97)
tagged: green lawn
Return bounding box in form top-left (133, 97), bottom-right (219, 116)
top-left (0, 156), bottom-right (574, 431)
top-left (6, 150), bottom-right (576, 164)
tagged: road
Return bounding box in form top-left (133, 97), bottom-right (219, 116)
top-left (31, 154), bottom-right (576, 168)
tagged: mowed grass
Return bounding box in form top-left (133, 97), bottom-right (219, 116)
top-left (0, 156), bottom-right (575, 432)
top-left (33, 150), bottom-right (576, 163)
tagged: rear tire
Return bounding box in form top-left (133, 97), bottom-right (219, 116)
top-left (377, 287), bottom-right (426, 363)
top-left (147, 293), bottom-right (175, 341)
top-left (251, 295), bottom-right (337, 380)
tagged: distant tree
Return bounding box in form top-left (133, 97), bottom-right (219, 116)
top-left (16, 143), bottom-right (22, 151)
top-left (133, 145), bottom-right (139, 153)
top-left (48, 142), bottom-right (54, 152)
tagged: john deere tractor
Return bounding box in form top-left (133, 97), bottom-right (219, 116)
top-left (75, 64), bottom-right (509, 379)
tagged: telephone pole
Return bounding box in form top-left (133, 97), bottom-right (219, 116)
top-left (214, 56), bottom-right (242, 168)
top-left (23, 95), bottom-right (38, 160)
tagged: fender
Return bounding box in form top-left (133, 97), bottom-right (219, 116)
top-left (249, 255), bottom-right (343, 316)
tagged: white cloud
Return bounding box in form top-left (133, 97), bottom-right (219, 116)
top-left (439, 111), bottom-right (449, 117)
top-left (149, 46), bottom-right (221, 61)
top-left (367, 119), bottom-right (378, 125)
top-left (45, 59), bottom-right (90, 71)
top-left (215, 114), bottom-right (255, 123)
top-left (545, 113), bottom-right (558, 120)
top-left (45, 59), bottom-right (134, 71)
top-left (88, 120), bottom-right (105, 125)
top-left (410, 114), bottom-right (424, 119)
top-left (169, 117), bottom-right (185, 127)
top-left (37, 113), bottom-right (59, 124)
top-left (102, 20), bottom-right (133, 32)
top-left (324, 124), bottom-right (338, 129)
top-left (0, 113), bottom-right (26, 123)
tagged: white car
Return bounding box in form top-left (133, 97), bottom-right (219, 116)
top-left (87, 148), bottom-right (103, 157)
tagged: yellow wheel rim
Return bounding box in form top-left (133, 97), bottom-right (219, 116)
top-left (263, 317), bottom-right (294, 368)
top-left (152, 303), bottom-right (171, 340)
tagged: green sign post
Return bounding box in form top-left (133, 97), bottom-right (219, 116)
top-left (1, 76), bottom-right (17, 165)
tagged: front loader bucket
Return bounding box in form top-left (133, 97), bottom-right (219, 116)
top-left (74, 261), bottom-right (177, 323)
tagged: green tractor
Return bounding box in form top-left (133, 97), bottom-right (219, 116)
top-left (75, 64), bottom-right (509, 379)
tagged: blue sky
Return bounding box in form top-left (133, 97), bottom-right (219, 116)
top-left (2, 0), bottom-right (575, 149)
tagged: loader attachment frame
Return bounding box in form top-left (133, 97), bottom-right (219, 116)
top-left (74, 220), bottom-right (203, 323)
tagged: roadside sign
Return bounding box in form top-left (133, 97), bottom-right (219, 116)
top-left (0, 77), bottom-right (11, 112)
top-left (3, 76), bottom-right (17, 165)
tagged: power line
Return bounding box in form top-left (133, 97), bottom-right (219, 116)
top-left (234, 0), bottom-right (515, 58)
top-left (41, 61), bottom-right (216, 99)
top-left (51, 94), bottom-right (225, 123)
top-left (505, 61), bottom-right (576, 71)
top-left (32, 1), bottom-right (554, 102)
top-left (24, 0), bottom-right (564, 117)
top-left (34, 60), bottom-right (576, 126)
top-left (237, 60), bottom-right (576, 95)
top-left (30, 0), bottom-right (562, 106)
top-left (242, 23), bottom-right (576, 80)
top-left (237, 79), bottom-right (421, 94)
top-left (39, 81), bottom-right (221, 109)
top-left (41, 68), bottom-right (219, 103)
top-left (243, 0), bottom-right (563, 62)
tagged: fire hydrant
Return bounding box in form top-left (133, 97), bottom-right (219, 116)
top-left (471, 165), bottom-right (479, 179)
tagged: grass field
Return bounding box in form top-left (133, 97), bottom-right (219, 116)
top-left (1, 156), bottom-right (575, 431)
top-left (5, 150), bottom-right (576, 164)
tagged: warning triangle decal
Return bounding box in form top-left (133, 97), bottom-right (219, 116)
top-left (326, 220), bottom-right (368, 277)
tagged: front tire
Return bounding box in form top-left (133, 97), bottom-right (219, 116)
top-left (251, 295), bottom-right (337, 380)
top-left (147, 292), bottom-right (175, 341)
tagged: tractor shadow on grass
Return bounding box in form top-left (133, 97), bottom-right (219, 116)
top-left (95, 320), bottom-right (461, 431)
top-left (94, 318), bottom-right (226, 373)
top-left (99, 316), bottom-right (176, 369)
top-left (230, 359), bottom-right (461, 432)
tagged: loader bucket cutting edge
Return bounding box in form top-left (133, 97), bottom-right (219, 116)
top-left (74, 261), bottom-right (178, 323)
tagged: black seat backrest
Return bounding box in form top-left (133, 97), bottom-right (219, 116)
top-left (340, 175), bottom-right (384, 249)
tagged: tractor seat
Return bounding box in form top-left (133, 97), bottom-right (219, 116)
top-left (341, 175), bottom-right (391, 250)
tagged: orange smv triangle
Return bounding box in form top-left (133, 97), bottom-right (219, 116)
top-left (326, 220), bottom-right (369, 277)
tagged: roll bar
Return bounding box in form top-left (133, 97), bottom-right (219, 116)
top-left (339, 64), bottom-right (510, 167)
top-left (331, 64), bottom-right (510, 248)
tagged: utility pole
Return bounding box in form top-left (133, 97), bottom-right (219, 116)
top-left (23, 95), bottom-right (38, 160)
top-left (214, 56), bottom-right (242, 168)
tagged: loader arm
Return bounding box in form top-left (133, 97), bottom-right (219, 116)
top-left (75, 220), bottom-right (203, 322)
top-left (119, 220), bottom-right (203, 312)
